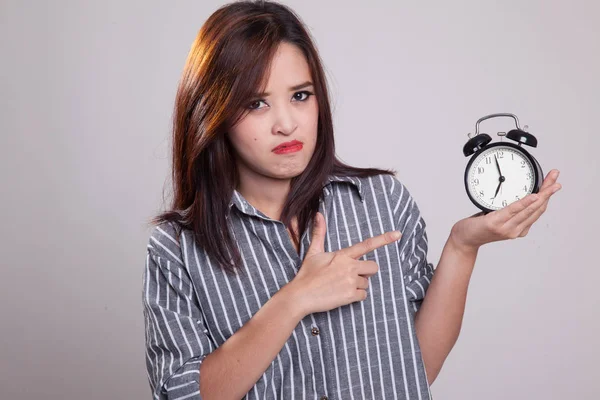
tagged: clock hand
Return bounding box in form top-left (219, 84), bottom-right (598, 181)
top-left (494, 154), bottom-right (504, 178)
top-left (493, 181), bottom-right (502, 199)
top-left (492, 154), bottom-right (507, 201)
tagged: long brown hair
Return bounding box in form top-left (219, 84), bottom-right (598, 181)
top-left (150, 0), bottom-right (396, 275)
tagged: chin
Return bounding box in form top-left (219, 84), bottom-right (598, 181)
top-left (267, 165), bottom-right (308, 180)
top-left (272, 170), bottom-right (305, 180)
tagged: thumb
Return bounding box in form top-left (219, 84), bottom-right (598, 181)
top-left (305, 212), bottom-right (325, 257)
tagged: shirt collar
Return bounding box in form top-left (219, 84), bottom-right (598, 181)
top-left (228, 174), bottom-right (365, 217)
top-left (323, 174), bottom-right (365, 201)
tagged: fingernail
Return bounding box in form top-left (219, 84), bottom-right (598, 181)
top-left (553, 184), bottom-right (562, 193)
top-left (391, 231), bottom-right (401, 240)
top-left (554, 170), bottom-right (560, 178)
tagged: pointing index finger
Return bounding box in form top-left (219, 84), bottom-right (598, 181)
top-left (338, 230), bottom-right (402, 260)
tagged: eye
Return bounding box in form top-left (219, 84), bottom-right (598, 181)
top-left (247, 99), bottom-right (266, 110)
top-left (293, 90), bottom-right (314, 102)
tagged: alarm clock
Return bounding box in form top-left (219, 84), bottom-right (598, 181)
top-left (463, 113), bottom-right (544, 214)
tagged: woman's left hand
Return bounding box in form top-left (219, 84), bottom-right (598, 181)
top-left (450, 169), bottom-right (562, 254)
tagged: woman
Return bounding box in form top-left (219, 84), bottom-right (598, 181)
top-left (142, 1), bottom-right (562, 399)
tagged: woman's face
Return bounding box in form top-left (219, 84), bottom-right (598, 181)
top-left (227, 42), bottom-right (319, 186)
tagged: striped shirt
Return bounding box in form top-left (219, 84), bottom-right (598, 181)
top-left (142, 173), bottom-right (436, 400)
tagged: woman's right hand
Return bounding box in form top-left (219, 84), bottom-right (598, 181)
top-left (285, 212), bottom-right (402, 317)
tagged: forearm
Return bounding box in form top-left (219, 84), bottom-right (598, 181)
top-left (414, 229), bottom-right (478, 384)
top-left (199, 286), bottom-right (305, 399)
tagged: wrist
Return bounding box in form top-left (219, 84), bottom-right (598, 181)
top-left (448, 226), bottom-right (480, 258)
top-left (276, 282), bottom-right (308, 321)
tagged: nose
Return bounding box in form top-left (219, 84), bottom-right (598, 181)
top-left (271, 104), bottom-right (297, 136)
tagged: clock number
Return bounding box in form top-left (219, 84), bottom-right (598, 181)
top-left (502, 200), bottom-right (508, 207)
top-left (521, 160), bottom-right (526, 168)
top-left (526, 172), bottom-right (532, 180)
top-left (472, 178), bottom-right (480, 186)
top-left (523, 185), bottom-right (528, 191)
top-left (477, 167), bottom-right (485, 174)
top-left (479, 190), bottom-right (484, 197)
top-left (485, 157), bottom-right (492, 164)
top-left (511, 153), bottom-right (514, 160)
top-left (515, 195), bottom-right (521, 201)
top-left (497, 151), bottom-right (504, 159)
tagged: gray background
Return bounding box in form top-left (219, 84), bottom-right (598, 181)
top-left (1, 0), bottom-right (598, 399)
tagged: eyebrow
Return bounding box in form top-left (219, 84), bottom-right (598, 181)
top-left (254, 81), bottom-right (313, 97)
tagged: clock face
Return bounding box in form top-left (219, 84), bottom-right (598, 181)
top-left (466, 145), bottom-right (536, 211)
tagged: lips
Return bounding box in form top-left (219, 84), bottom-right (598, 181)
top-left (272, 140), bottom-right (303, 152)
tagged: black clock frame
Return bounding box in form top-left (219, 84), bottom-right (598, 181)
top-left (464, 141), bottom-right (543, 214)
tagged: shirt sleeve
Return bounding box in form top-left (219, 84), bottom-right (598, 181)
top-left (389, 176), bottom-right (436, 316)
top-left (142, 223), bottom-right (216, 400)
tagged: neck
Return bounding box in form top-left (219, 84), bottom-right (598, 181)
top-left (236, 166), bottom-right (292, 222)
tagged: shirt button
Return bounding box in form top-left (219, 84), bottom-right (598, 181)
top-left (311, 327), bottom-right (320, 336)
